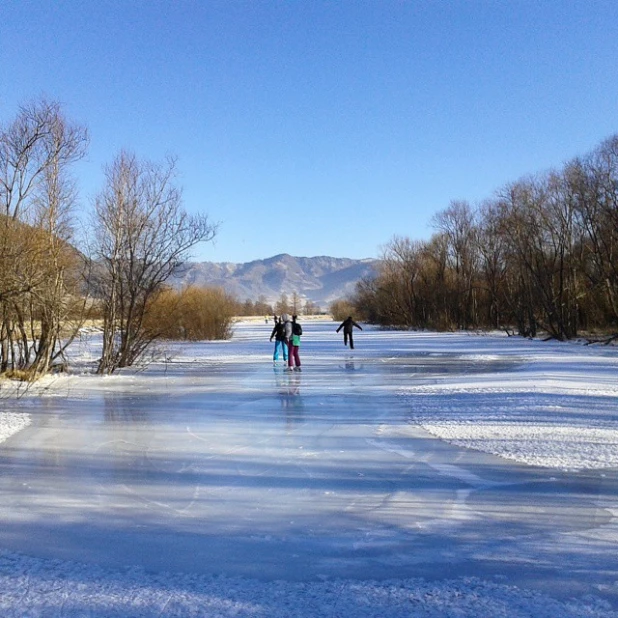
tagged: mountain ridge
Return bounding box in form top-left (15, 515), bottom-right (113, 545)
top-left (171, 253), bottom-right (378, 309)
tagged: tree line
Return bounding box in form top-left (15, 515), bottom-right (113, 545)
top-left (234, 293), bottom-right (323, 317)
top-left (352, 134), bottom-right (618, 341)
top-left (1, 99), bottom-right (217, 377)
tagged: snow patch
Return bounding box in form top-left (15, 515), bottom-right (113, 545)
top-left (0, 411), bottom-right (30, 444)
top-left (0, 550), bottom-right (615, 618)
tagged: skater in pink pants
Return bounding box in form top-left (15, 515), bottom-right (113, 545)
top-left (287, 315), bottom-right (302, 371)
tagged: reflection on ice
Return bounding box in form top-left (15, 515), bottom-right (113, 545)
top-left (273, 368), bottom-right (305, 430)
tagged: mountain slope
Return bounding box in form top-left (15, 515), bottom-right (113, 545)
top-left (171, 254), bottom-right (378, 308)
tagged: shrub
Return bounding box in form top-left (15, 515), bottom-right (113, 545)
top-left (329, 299), bottom-right (356, 322)
top-left (144, 286), bottom-right (235, 340)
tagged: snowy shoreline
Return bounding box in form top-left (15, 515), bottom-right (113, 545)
top-left (0, 411), bottom-right (31, 445)
top-left (0, 377), bottom-right (35, 446)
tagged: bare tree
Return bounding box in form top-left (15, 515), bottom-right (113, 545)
top-left (350, 236), bottom-right (436, 328)
top-left (570, 136), bottom-right (618, 327)
top-left (432, 201), bottom-right (480, 329)
top-left (303, 299), bottom-right (320, 315)
top-left (0, 99), bottom-right (88, 374)
top-left (494, 173), bottom-right (583, 340)
top-left (474, 199), bottom-right (509, 329)
top-left (378, 236), bottom-right (426, 327)
top-left (275, 293), bottom-right (290, 315)
top-left (92, 151), bottom-right (217, 373)
top-left (291, 292), bottom-right (302, 315)
top-left (254, 295), bottom-right (273, 316)
top-left (29, 106), bottom-right (89, 373)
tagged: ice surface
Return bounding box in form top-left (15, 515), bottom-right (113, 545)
top-left (0, 320), bottom-right (617, 616)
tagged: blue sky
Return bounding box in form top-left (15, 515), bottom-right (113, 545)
top-left (2, 1), bottom-right (618, 264)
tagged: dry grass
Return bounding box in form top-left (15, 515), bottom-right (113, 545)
top-left (1, 369), bottom-right (38, 382)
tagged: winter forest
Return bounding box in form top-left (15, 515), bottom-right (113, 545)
top-left (351, 138), bottom-right (618, 341)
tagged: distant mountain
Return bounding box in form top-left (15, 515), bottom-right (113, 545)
top-left (171, 254), bottom-right (379, 309)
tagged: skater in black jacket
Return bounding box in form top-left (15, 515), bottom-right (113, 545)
top-left (336, 316), bottom-right (362, 349)
top-left (269, 316), bottom-right (288, 362)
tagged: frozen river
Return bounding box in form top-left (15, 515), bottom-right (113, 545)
top-left (1, 320), bottom-right (618, 614)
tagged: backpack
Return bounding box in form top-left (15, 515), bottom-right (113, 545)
top-left (292, 322), bottom-right (302, 336)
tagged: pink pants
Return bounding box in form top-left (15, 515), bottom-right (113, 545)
top-left (287, 341), bottom-right (301, 367)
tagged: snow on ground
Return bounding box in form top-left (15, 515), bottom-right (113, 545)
top-left (398, 337), bottom-right (618, 470)
top-left (0, 321), bottom-right (617, 617)
top-left (0, 550), bottom-right (615, 618)
top-left (0, 410), bottom-right (31, 444)
top-left (0, 380), bottom-right (32, 444)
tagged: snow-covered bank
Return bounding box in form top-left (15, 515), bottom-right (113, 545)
top-left (0, 411), bottom-right (30, 445)
top-left (0, 380), bottom-right (32, 444)
top-left (0, 550), bottom-right (615, 618)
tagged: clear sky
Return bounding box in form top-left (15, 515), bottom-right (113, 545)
top-left (2, 1), bottom-right (618, 264)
